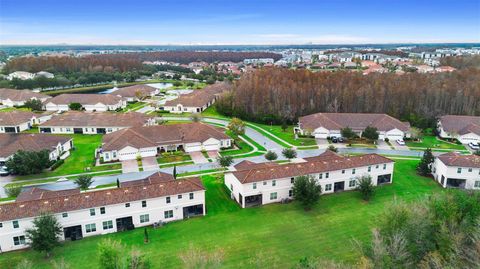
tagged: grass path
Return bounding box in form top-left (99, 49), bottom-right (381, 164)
top-left (0, 160), bottom-right (442, 268)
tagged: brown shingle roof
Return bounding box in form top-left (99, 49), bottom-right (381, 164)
top-left (0, 111), bottom-right (35, 126)
top-left (437, 152), bottom-right (480, 168)
top-left (231, 151), bottom-right (394, 184)
top-left (40, 111), bottom-right (152, 128)
top-left (163, 83), bottom-right (230, 108)
top-left (439, 115), bottom-right (480, 136)
top-left (0, 175), bottom-right (205, 222)
top-left (113, 84), bottom-right (157, 98)
top-left (0, 88), bottom-right (50, 102)
top-left (0, 133), bottom-right (71, 158)
top-left (298, 113), bottom-right (410, 132)
top-left (102, 123), bottom-right (229, 151)
top-left (47, 94), bottom-right (123, 106)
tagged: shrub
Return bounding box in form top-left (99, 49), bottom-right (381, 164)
top-left (293, 175), bottom-right (322, 210)
top-left (50, 159), bottom-right (64, 171)
top-left (5, 184), bottom-right (22, 197)
top-left (356, 175), bottom-right (376, 201)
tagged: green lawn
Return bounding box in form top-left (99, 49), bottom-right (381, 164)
top-left (0, 107), bottom-right (32, 112)
top-left (249, 123), bottom-right (317, 147)
top-left (0, 160), bottom-right (442, 268)
top-left (406, 135), bottom-right (466, 150)
top-left (14, 134), bottom-right (120, 181)
top-left (121, 101), bottom-right (148, 112)
top-left (157, 151), bottom-right (192, 164)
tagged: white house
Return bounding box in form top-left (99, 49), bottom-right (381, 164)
top-left (0, 111), bottom-right (52, 133)
top-left (0, 88), bottom-right (51, 107)
top-left (39, 111), bottom-right (155, 135)
top-left (432, 152), bottom-right (480, 189)
top-left (112, 84), bottom-right (159, 102)
top-left (0, 133), bottom-right (72, 165)
top-left (162, 83), bottom-right (228, 114)
top-left (35, 71), bottom-right (55, 79)
top-left (224, 151), bottom-right (394, 208)
top-left (437, 115), bottom-right (480, 145)
top-left (7, 71), bottom-right (35, 81)
top-left (101, 123), bottom-right (232, 161)
top-left (0, 173), bottom-right (205, 252)
top-left (295, 113), bottom-right (411, 141)
top-left (45, 94), bottom-right (126, 112)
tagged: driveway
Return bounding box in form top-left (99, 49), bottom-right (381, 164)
top-left (142, 157), bottom-right (159, 171)
top-left (316, 139), bottom-right (330, 149)
top-left (377, 140), bottom-right (391, 150)
top-left (207, 150), bottom-right (219, 159)
top-left (393, 141), bottom-right (410, 151)
top-left (189, 151), bottom-right (209, 164)
top-left (122, 159), bottom-right (139, 173)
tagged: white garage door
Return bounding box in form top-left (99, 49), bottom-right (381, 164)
top-left (204, 143), bottom-right (220, 151)
top-left (185, 145), bottom-right (202, 152)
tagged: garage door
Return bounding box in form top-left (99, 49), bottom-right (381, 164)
top-left (386, 134), bottom-right (403, 140)
top-left (185, 145), bottom-right (202, 152)
top-left (119, 152), bottom-right (137, 161)
top-left (203, 143), bottom-right (220, 151)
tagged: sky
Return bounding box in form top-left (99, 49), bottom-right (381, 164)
top-left (0, 0), bottom-right (479, 45)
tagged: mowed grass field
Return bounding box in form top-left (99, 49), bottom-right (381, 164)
top-left (0, 160), bottom-right (442, 268)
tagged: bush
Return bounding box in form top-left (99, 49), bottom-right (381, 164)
top-left (5, 184), bottom-right (22, 197)
top-left (50, 159), bottom-right (64, 171)
top-left (282, 148), bottom-right (297, 160)
top-left (293, 175), bottom-right (322, 210)
top-left (6, 150), bottom-right (52, 175)
top-left (356, 175), bottom-right (376, 201)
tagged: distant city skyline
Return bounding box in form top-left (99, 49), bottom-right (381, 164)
top-left (0, 0), bottom-right (479, 45)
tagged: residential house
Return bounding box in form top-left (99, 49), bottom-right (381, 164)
top-left (0, 172), bottom-right (205, 252)
top-left (0, 88), bottom-right (51, 107)
top-left (113, 84), bottom-right (159, 102)
top-left (0, 111), bottom-right (52, 133)
top-left (162, 83), bottom-right (229, 114)
top-left (35, 71), bottom-right (55, 79)
top-left (224, 151), bottom-right (394, 208)
top-left (295, 113), bottom-right (411, 141)
top-left (100, 122), bottom-right (232, 161)
top-left (432, 152), bottom-right (480, 189)
top-left (438, 115), bottom-right (480, 144)
top-left (7, 71), bottom-right (35, 81)
top-left (39, 111), bottom-right (155, 135)
top-left (0, 133), bottom-right (73, 165)
top-left (45, 94), bottom-right (126, 112)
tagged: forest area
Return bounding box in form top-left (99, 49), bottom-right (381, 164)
top-left (215, 67), bottom-right (480, 128)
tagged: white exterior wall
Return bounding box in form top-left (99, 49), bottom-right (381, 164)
top-left (0, 189), bottom-right (205, 252)
top-left (45, 101), bottom-right (126, 112)
top-left (45, 103), bottom-right (69, 112)
top-left (438, 125), bottom-right (480, 144)
top-left (225, 162), bottom-right (395, 208)
top-left (42, 126), bottom-right (126, 135)
top-left (432, 158), bottom-right (480, 189)
top-left (301, 126), bottom-right (406, 141)
top-left (0, 121), bottom-right (31, 133)
top-left (0, 140), bottom-right (72, 164)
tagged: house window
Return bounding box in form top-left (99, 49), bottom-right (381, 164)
top-left (13, 220), bottom-right (19, 228)
top-left (142, 201), bottom-right (147, 207)
top-left (230, 184), bottom-right (233, 191)
top-left (368, 166), bottom-right (371, 172)
top-left (13, 236), bottom-right (26, 246)
top-left (263, 181), bottom-right (267, 185)
top-left (475, 181), bottom-right (480, 188)
top-left (103, 220), bottom-right (113, 230)
top-left (319, 173), bottom-right (323, 179)
top-left (376, 165), bottom-right (379, 169)
top-left (178, 194), bottom-right (182, 199)
top-left (125, 203), bottom-right (130, 208)
top-left (342, 170), bottom-right (345, 174)
top-left (0, 222), bottom-right (3, 228)
top-left (189, 193), bottom-right (194, 200)
top-left (468, 168), bottom-right (473, 172)
top-left (270, 192), bottom-right (277, 200)
top-left (457, 168), bottom-right (462, 174)
top-left (164, 210), bottom-right (173, 219)
top-left (140, 214), bottom-right (150, 223)
top-left (291, 177), bottom-right (295, 184)
top-left (289, 190), bottom-right (293, 197)
top-left (90, 209), bottom-right (95, 216)
top-left (352, 169), bottom-right (356, 174)
top-left (166, 197), bottom-right (171, 204)
top-left (349, 180), bottom-right (356, 187)
top-left (325, 184), bottom-right (332, 191)
top-left (100, 207), bottom-right (106, 214)
top-left (383, 164), bottom-right (387, 170)
top-left (62, 213), bottom-right (68, 218)
top-left (253, 183), bottom-right (257, 189)
top-left (325, 173), bottom-right (329, 179)
top-left (85, 224), bottom-right (96, 233)
top-left (113, 152), bottom-right (117, 158)
top-left (272, 180), bottom-right (276, 186)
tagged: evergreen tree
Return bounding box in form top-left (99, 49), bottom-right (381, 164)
top-left (25, 213), bottom-right (62, 258)
top-left (417, 148), bottom-right (434, 176)
top-left (264, 151), bottom-right (278, 161)
top-left (292, 175), bottom-right (322, 210)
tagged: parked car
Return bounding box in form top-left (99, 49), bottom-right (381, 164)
top-left (469, 142), bottom-right (480, 150)
top-left (396, 139), bottom-right (406, 145)
top-left (338, 137), bottom-right (344, 143)
top-left (0, 168), bottom-right (9, 177)
top-left (331, 137), bottom-right (338, 143)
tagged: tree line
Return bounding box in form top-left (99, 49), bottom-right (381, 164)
top-left (215, 67), bottom-right (480, 128)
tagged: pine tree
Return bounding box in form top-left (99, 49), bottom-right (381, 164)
top-left (173, 165), bottom-right (177, 179)
top-left (417, 148), bottom-right (434, 176)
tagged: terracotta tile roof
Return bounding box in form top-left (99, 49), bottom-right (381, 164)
top-left (40, 111), bottom-right (152, 128)
top-left (16, 188), bottom-right (80, 202)
top-left (113, 84), bottom-right (158, 98)
top-left (231, 151), bottom-right (394, 184)
top-left (298, 113), bottom-right (410, 132)
top-left (102, 122), bottom-right (229, 151)
top-left (0, 88), bottom-right (50, 102)
top-left (439, 115), bottom-right (480, 136)
top-left (437, 152), bottom-right (480, 168)
top-left (0, 175), bottom-right (205, 222)
top-left (0, 111), bottom-right (35, 126)
top-left (233, 160), bottom-right (279, 171)
top-left (47, 94), bottom-right (123, 106)
top-left (0, 133), bottom-right (71, 158)
top-left (163, 83), bottom-right (230, 108)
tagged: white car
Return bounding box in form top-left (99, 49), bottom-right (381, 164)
top-left (469, 142), bottom-right (480, 150)
top-left (396, 139), bottom-right (406, 145)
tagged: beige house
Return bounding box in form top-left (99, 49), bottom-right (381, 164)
top-left (113, 84), bottom-right (159, 102)
top-left (437, 115), bottom-right (480, 145)
top-left (162, 83), bottom-right (229, 113)
top-left (0, 88), bottom-right (51, 107)
top-left (45, 94), bottom-right (126, 112)
top-left (0, 111), bottom-right (52, 133)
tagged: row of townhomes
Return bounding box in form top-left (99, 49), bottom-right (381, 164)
top-left (0, 88), bottom-right (51, 107)
top-left (0, 133), bottom-right (73, 165)
top-left (45, 94), bottom-right (126, 112)
top-left (38, 111), bottom-right (155, 134)
top-left (295, 112), bottom-right (411, 141)
top-left (0, 172), bottom-right (206, 252)
top-left (111, 84), bottom-right (159, 102)
top-left (162, 83), bottom-right (229, 113)
top-left (438, 115), bottom-right (480, 145)
top-left (100, 122), bottom-right (232, 161)
top-left (0, 111), bottom-right (52, 133)
top-left (225, 151), bottom-right (395, 208)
